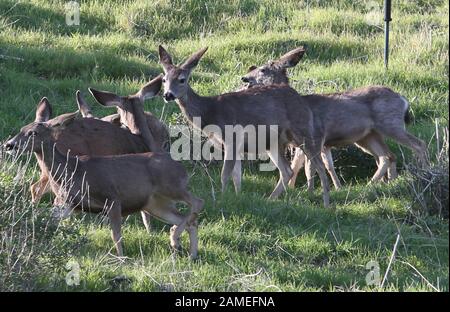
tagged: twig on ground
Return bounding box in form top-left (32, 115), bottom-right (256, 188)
top-left (381, 233), bottom-right (401, 288)
top-left (398, 260), bottom-right (440, 292)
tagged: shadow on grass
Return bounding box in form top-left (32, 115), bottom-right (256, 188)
top-left (0, 0), bottom-right (113, 36)
top-left (0, 43), bottom-right (161, 80)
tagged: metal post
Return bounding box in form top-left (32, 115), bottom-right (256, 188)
top-left (384, 0), bottom-right (392, 69)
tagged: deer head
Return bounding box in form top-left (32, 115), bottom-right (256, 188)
top-left (241, 46), bottom-right (306, 88)
top-left (4, 98), bottom-right (78, 154)
top-left (88, 75), bottom-right (163, 151)
top-left (158, 45), bottom-right (208, 102)
top-left (88, 75), bottom-right (162, 119)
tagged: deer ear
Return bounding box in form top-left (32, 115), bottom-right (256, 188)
top-left (277, 46), bottom-right (307, 68)
top-left (136, 74), bottom-right (163, 100)
top-left (247, 65), bottom-right (257, 72)
top-left (76, 90), bottom-right (94, 118)
top-left (158, 45), bottom-right (173, 72)
top-left (35, 97), bottom-right (52, 122)
top-left (181, 47), bottom-right (208, 71)
top-left (88, 88), bottom-right (124, 109)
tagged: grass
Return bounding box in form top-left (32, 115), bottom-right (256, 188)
top-left (0, 0), bottom-right (448, 291)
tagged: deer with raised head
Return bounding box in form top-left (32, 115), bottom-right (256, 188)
top-left (8, 77), bottom-right (165, 233)
top-left (241, 47), bottom-right (428, 190)
top-left (76, 75), bottom-right (170, 153)
top-left (158, 45), bottom-right (331, 207)
top-left (4, 98), bottom-right (203, 258)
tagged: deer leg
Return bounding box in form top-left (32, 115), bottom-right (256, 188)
top-left (309, 157), bottom-right (330, 207)
top-left (31, 173), bottom-right (50, 204)
top-left (185, 220), bottom-right (199, 260)
top-left (370, 156), bottom-right (391, 182)
top-left (303, 141), bottom-right (330, 208)
top-left (231, 159), bottom-right (242, 193)
top-left (140, 211), bottom-right (152, 233)
top-left (221, 145), bottom-right (237, 194)
top-left (267, 147), bottom-right (293, 199)
top-left (321, 147), bottom-right (342, 190)
top-left (387, 153), bottom-right (398, 181)
top-left (180, 192), bottom-right (204, 260)
top-left (288, 147), bottom-right (305, 188)
top-left (355, 132), bottom-right (394, 183)
top-left (143, 196), bottom-right (188, 253)
top-left (304, 156), bottom-right (315, 193)
top-left (108, 201), bottom-right (123, 257)
top-left (379, 128), bottom-right (428, 168)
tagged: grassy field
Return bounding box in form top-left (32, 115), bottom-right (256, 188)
top-left (0, 0), bottom-right (448, 291)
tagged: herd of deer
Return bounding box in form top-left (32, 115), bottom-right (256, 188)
top-left (3, 45), bottom-right (428, 259)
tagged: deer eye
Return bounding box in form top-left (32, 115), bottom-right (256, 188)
top-left (27, 130), bottom-right (37, 137)
top-left (162, 78), bottom-right (166, 83)
top-left (179, 78), bottom-right (186, 84)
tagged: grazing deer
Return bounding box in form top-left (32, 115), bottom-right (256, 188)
top-left (158, 45), bottom-right (331, 207)
top-left (76, 75), bottom-right (170, 152)
top-left (241, 47), bottom-right (428, 190)
top-left (4, 98), bottom-right (203, 258)
top-left (8, 77), bottom-right (164, 232)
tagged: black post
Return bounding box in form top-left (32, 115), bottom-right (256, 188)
top-left (384, 0), bottom-right (392, 69)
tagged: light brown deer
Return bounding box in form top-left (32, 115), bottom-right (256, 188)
top-left (158, 45), bottom-right (331, 207)
top-left (76, 75), bottom-right (170, 153)
top-left (242, 47), bottom-right (428, 190)
top-left (8, 78), bottom-right (164, 232)
top-left (4, 98), bottom-right (203, 258)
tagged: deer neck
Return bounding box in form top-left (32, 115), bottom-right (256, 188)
top-left (274, 70), bottom-right (289, 85)
top-left (35, 139), bottom-right (80, 182)
top-left (118, 104), bottom-right (158, 152)
top-left (176, 86), bottom-right (209, 128)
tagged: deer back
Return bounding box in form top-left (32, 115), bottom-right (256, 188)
top-left (51, 117), bottom-right (148, 156)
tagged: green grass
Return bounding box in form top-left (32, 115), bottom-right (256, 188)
top-left (0, 0), bottom-right (448, 291)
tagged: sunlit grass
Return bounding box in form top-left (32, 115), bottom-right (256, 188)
top-left (0, 0), bottom-right (448, 291)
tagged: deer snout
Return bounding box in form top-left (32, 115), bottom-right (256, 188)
top-left (163, 91), bottom-right (175, 102)
top-left (241, 76), bottom-right (250, 83)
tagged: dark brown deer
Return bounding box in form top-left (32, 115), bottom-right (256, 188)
top-left (4, 98), bottom-right (203, 258)
top-left (242, 47), bottom-right (428, 190)
top-left (158, 45), bottom-right (331, 207)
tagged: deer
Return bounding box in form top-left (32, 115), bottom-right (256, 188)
top-left (77, 75), bottom-right (170, 232)
top-left (8, 77), bottom-right (165, 233)
top-left (4, 98), bottom-right (203, 259)
top-left (76, 75), bottom-right (171, 153)
top-left (241, 47), bottom-right (428, 191)
top-left (158, 45), bottom-right (331, 207)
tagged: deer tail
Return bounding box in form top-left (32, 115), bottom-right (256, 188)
top-left (401, 96), bottom-right (412, 125)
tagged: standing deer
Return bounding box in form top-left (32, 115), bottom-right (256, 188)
top-left (158, 45), bottom-right (331, 207)
top-left (4, 98), bottom-right (203, 259)
top-left (11, 77), bottom-right (164, 233)
top-left (241, 47), bottom-right (428, 190)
